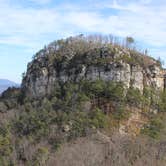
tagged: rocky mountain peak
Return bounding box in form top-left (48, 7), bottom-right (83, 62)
top-left (21, 35), bottom-right (166, 99)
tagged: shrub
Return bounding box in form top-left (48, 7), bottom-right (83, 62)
top-left (81, 80), bottom-right (125, 102)
top-left (64, 108), bottom-right (108, 140)
top-left (113, 105), bottom-right (130, 121)
top-left (0, 102), bottom-right (8, 113)
top-left (106, 82), bottom-right (125, 102)
top-left (77, 93), bottom-right (90, 102)
top-left (126, 87), bottom-right (143, 107)
top-left (89, 80), bottom-right (106, 97)
top-left (41, 98), bottom-right (53, 111)
top-left (50, 139), bottom-right (62, 151)
top-left (141, 118), bottom-right (163, 139)
top-left (114, 54), bottom-right (137, 65)
top-left (0, 157), bottom-right (13, 166)
top-left (89, 108), bottom-right (108, 128)
top-left (32, 147), bottom-right (49, 165)
top-left (158, 91), bottom-right (166, 112)
top-left (0, 124), bottom-right (12, 162)
top-left (13, 109), bottom-right (53, 139)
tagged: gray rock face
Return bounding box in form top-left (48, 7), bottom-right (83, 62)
top-left (22, 46), bottom-right (166, 99)
top-left (86, 62), bottom-right (131, 87)
top-left (131, 65), bottom-right (144, 92)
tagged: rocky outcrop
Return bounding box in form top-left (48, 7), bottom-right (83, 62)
top-left (22, 38), bottom-right (166, 99)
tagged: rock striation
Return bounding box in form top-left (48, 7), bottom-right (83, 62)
top-left (22, 36), bottom-right (166, 98)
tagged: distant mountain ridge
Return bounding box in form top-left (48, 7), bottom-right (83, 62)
top-left (0, 79), bottom-right (19, 94)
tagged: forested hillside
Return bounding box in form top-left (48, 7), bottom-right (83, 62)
top-left (0, 35), bottom-right (166, 166)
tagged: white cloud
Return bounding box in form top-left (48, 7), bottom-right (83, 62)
top-left (92, 0), bottom-right (166, 48)
top-left (0, 0), bottom-right (166, 59)
top-left (29, 0), bottom-right (52, 5)
top-left (65, 12), bottom-right (103, 30)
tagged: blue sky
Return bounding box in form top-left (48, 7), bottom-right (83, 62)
top-left (0, 0), bottom-right (166, 83)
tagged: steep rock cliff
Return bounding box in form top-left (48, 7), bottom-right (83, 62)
top-left (22, 36), bottom-right (166, 98)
